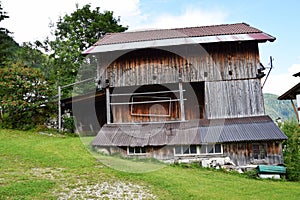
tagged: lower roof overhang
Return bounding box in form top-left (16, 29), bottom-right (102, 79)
top-left (92, 115), bottom-right (287, 147)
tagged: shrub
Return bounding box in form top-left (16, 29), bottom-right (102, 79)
top-left (0, 63), bottom-right (55, 130)
top-left (63, 115), bottom-right (75, 133)
top-left (280, 120), bottom-right (300, 181)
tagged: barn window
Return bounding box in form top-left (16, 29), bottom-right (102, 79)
top-left (200, 144), bottom-right (222, 154)
top-left (174, 145), bottom-right (198, 155)
top-left (127, 147), bottom-right (146, 155)
top-left (253, 144), bottom-right (267, 159)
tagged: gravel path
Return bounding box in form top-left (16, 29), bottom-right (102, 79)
top-left (27, 167), bottom-right (157, 199)
top-left (57, 181), bottom-right (157, 199)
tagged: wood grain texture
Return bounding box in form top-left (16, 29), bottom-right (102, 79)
top-left (104, 42), bottom-right (260, 87)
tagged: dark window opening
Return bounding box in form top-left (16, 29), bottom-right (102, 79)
top-left (253, 144), bottom-right (267, 159)
top-left (175, 145), bottom-right (198, 155)
top-left (215, 144), bottom-right (221, 153)
top-left (128, 147), bottom-right (146, 155)
top-left (190, 145), bottom-right (197, 154)
top-left (200, 144), bottom-right (222, 154)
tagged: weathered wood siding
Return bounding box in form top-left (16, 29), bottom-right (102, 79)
top-left (205, 79), bottom-right (265, 119)
top-left (94, 141), bottom-right (284, 165)
top-left (99, 41), bottom-right (264, 122)
top-left (109, 78), bottom-right (265, 122)
top-left (105, 42), bottom-right (260, 87)
top-left (223, 141), bottom-right (283, 166)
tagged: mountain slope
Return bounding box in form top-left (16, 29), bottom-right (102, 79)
top-left (263, 93), bottom-right (297, 121)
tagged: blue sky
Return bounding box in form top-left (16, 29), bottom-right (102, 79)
top-left (1, 0), bottom-right (299, 95)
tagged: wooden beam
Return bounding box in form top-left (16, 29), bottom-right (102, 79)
top-left (58, 86), bottom-right (62, 132)
top-left (110, 98), bottom-right (186, 105)
top-left (291, 99), bottom-right (299, 122)
top-left (110, 89), bottom-right (184, 96)
top-left (297, 95), bottom-right (300, 125)
top-left (179, 78), bottom-right (185, 121)
top-left (106, 87), bottom-right (111, 124)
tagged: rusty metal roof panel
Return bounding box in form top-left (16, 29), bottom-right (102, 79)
top-left (92, 116), bottom-right (287, 147)
top-left (83, 23), bottom-right (275, 54)
top-left (92, 126), bottom-right (116, 146)
top-left (168, 128), bottom-right (200, 145)
top-left (95, 23), bottom-right (271, 45)
top-left (205, 119), bottom-right (288, 143)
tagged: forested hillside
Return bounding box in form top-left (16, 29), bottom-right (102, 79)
top-left (263, 93), bottom-right (297, 121)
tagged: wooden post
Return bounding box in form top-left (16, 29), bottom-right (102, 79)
top-left (297, 94), bottom-right (300, 124)
top-left (106, 86), bottom-right (111, 124)
top-left (58, 86), bottom-right (62, 131)
top-left (279, 142), bottom-right (283, 164)
top-left (291, 99), bottom-right (299, 123)
top-left (179, 77), bottom-right (185, 121)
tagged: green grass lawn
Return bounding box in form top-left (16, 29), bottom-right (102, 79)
top-left (0, 129), bottom-right (299, 199)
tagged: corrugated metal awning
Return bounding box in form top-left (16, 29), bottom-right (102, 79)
top-left (92, 116), bottom-right (287, 147)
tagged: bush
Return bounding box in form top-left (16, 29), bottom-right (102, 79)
top-left (280, 120), bottom-right (300, 181)
top-left (0, 63), bottom-right (55, 130)
top-left (63, 115), bottom-right (75, 133)
top-left (243, 169), bottom-right (258, 179)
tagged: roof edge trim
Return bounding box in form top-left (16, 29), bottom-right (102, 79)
top-left (82, 33), bottom-right (275, 54)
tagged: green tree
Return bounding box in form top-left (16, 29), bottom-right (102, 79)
top-left (280, 120), bottom-right (300, 181)
top-left (0, 2), bottom-right (55, 130)
top-left (0, 62), bottom-right (54, 130)
top-left (14, 42), bottom-right (54, 78)
top-left (0, 32), bottom-right (19, 66)
top-left (0, 1), bottom-right (9, 33)
top-left (45, 4), bottom-right (127, 97)
top-left (0, 2), bottom-right (19, 66)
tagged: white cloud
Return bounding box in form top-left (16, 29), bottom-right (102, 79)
top-left (1, 0), bottom-right (228, 43)
top-left (97, 0), bottom-right (142, 27)
top-left (129, 6), bottom-right (227, 30)
top-left (288, 64), bottom-right (300, 74)
top-left (262, 64), bottom-right (300, 95)
top-left (1, 0), bottom-right (142, 43)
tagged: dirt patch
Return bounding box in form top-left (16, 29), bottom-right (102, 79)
top-left (25, 167), bottom-right (156, 199)
top-left (57, 181), bottom-right (156, 199)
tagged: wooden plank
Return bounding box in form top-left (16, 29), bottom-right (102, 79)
top-left (106, 87), bottom-right (111, 124)
top-left (179, 80), bottom-right (185, 121)
top-left (291, 99), bottom-right (299, 121)
top-left (110, 89), bottom-right (183, 96)
top-left (110, 98), bottom-right (185, 105)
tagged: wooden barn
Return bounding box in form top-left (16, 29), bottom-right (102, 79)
top-left (80, 23), bottom-right (287, 166)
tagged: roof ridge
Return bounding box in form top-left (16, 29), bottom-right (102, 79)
top-left (109, 22), bottom-right (253, 35)
top-left (171, 22), bottom-right (250, 31)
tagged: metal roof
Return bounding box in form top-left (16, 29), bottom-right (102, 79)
top-left (278, 82), bottom-right (300, 100)
top-left (92, 116), bottom-right (287, 147)
top-left (83, 23), bottom-right (275, 54)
